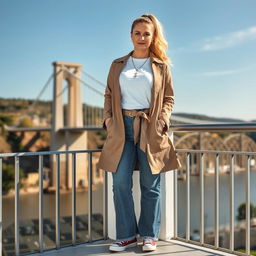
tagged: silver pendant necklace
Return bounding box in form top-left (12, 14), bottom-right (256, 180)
top-left (131, 56), bottom-right (149, 78)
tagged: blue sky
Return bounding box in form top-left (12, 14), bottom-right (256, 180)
top-left (0, 0), bottom-right (256, 121)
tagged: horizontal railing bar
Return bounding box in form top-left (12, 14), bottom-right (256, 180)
top-left (0, 148), bottom-right (255, 159)
top-left (5, 122), bottom-right (256, 133)
top-left (172, 122), bottom-right (256, 132)
top-left (176, 149), bottom-right (256, 156)
top-left (59, 126), bottom-right (105, 132)
top-left (0, 149), bottom-right (101, 158)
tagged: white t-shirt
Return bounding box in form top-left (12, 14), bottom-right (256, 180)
top-left (119, 56), bottom-right (153, 109)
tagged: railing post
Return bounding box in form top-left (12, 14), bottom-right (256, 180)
top-left (186, 153), bottom-right (191, 242)
top-left (55, 154), bottom-right (60, 249)
top-left (72, 153), bottom-right (77, 245)
top-left (88, 152), bottom-right (93, 242)
top-left (39, 155), bottom-right (44, 252)
top-left (214, 154), bottom-right (219, 248)
top-left (159, 171), bottom-right (176, 240)
top-left (173, 169), bottom-right (178, 239)
top-left (0, 158), bottom-right (2, 256)
top-left (245, 155), bottom-right (251, 255)
top-left (103, 170), bottom-right (108, 239)
top-left (200, 153), bottom-right (204, 245)
top-left (15, 156), bottom-right (20, 256)
top-left (229, 154), bottom-right (234, 252)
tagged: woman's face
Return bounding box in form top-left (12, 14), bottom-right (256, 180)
top-left (131, 22), bottom-right (155, 51)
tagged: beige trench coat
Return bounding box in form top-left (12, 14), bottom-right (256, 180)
top-left (97, 50), bottom-right (181, 174)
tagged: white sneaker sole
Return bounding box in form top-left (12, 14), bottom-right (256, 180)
top-left (109, 242), bottom-right (137, 252)
top-left (142, 245), bottom-right (156, 251)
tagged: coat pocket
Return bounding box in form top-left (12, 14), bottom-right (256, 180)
top-left (106, 117), bottom-right (113, 131)
top-left (156, 119), bottom-right (165, 135)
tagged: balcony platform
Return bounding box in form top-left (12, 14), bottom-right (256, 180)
top-left (31, 239), bottom-right (235, 256)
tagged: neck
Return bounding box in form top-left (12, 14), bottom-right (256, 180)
top-left (132, 49), bottom-right (150, 58)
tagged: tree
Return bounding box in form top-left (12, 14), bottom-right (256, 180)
top-left (19, 116), bottom-right (33, 127)
top-left (2, 163), bottom-right (24, 194)
top-left (237, 202), bottom-right (256, 220)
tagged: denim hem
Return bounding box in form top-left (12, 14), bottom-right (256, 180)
top-left (116, 234), bottom-right (138, 242)
top-left (139, 235), bottom-right (159, 241)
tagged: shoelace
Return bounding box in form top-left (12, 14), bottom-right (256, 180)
top-left (144, 238), bottom-right (153, 244)
top-left (117, 241), bottom-right (126, 246)
top-left (116, 239), bottom-right (135, 246)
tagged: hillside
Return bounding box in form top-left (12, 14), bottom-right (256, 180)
top-left (1, 97), bottom-right (255, 124)
top-left (0, 97), bottom-right (255, 154)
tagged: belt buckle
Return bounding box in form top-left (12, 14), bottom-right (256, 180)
top-left (128, 111), bottom-right (133, 117)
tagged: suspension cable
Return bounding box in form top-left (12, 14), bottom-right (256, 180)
top-left (60, 65), bottom-right (104, 96)
top-left (81, 69), bottom-right (106, 88)
top-left (27, 72), bottom-right (55, 113)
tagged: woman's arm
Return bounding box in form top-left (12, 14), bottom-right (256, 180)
top-left (102, 62), bottom-right (114, 130)
top-left (158, 64), bottom-right (175, 132)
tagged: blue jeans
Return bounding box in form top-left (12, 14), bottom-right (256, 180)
top-left (112, 112), bottom-right (161, 242)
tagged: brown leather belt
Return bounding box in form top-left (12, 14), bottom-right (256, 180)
top-left (122, 108), bottom-right (150, 152)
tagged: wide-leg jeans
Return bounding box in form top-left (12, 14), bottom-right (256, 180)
top-left (112, 112), bottom-right (161, 242)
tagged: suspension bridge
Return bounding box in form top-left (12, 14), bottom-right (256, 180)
top-left (4, 61), bottom-right (255, 189)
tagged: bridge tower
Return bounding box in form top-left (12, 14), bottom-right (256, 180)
top-left (51, 61), bottom-right (88, 189)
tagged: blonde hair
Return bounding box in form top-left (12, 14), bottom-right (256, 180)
top-left (131, 14), bottom-right (172, 66)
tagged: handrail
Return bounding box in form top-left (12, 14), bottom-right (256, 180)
top-left (5, 122), bottom-right (256, 133)
top-left (171, 122), bottom-right (256, 132)
top-left (0, 149), bottom-right (101, 158)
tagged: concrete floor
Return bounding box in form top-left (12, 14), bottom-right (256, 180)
top-left (31, 239), bottom-right (236, 256)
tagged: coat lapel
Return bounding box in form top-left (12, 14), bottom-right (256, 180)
top-left (149, 52), bottom-right (164, 117)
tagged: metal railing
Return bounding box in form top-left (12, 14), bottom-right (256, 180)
top-left (0, 122), bottom-right (255, 256)
top-left (0, 149), bottom-right (108, 256)
top-left (173, 122), bottom-right (256, 256)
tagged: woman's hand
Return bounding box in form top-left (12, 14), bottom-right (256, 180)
top-left (158, 119), bottom-right (167, 134)
top-left (159, 119), bottom-right (165, 128)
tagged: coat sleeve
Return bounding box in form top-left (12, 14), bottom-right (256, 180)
top-left (158, 64), bottom-right (175, 132)
top-left (102, 62), bottom-right (114, 130)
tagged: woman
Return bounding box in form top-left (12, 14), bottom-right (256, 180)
top-left (98, 14), bottom-right (181, 252)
